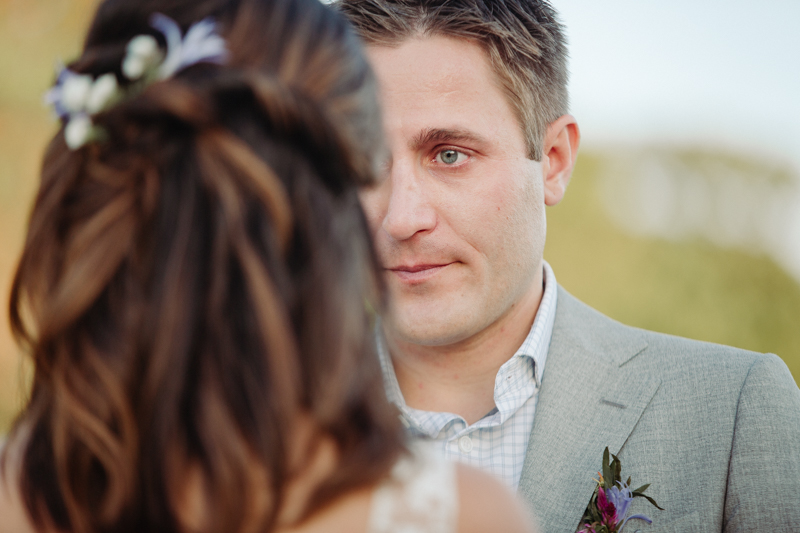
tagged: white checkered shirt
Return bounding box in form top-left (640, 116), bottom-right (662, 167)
top-left (376, 261), bottom-right (558, 488)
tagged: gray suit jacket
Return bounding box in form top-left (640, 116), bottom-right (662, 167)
top-left (518, 286), bottom-right (800, 533)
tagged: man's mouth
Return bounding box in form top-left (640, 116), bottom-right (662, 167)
top-left (387, 263), bottom-right (453, 283)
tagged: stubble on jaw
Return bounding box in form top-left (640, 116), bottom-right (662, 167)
top-left (385, 165), bottom-right (546, 350)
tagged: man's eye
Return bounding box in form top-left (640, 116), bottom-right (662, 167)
top-left (435, 149), bottom-right (467, 165)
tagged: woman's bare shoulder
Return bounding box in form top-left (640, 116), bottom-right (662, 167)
top-left (0, 437), bottom-right (37, 533)
top-left (277, 487), bottom-right (373, 533)
top-left (455, 464), bottom-right (539, 533)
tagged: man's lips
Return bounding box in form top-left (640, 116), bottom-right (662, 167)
top-left (387, 262), bottom-right (454, 282)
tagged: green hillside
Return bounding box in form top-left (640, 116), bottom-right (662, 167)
top-left (545, 151), bottom-right (800, 382)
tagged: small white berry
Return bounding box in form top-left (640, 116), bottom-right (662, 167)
top-left (64, 115), bottom-right (94, 149)
top-left (123, 35), bottom-right (162, 80)
top-left (85, 73), bottom-right (119, 114)
top-left (61, 74), bottom-right (93, 113)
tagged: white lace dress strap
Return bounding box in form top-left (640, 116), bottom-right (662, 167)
top-left (367, 442), bottom-right (458, 533)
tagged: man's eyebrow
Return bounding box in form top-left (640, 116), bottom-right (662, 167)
top-left (409, 128), bottom-right (488, 152)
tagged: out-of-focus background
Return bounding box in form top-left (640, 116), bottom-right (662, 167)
top-left (1, 0), bottom-right (798, 434)
top-left (545, 0), bottom-right (800, 390)
top-left (2, 0), bottom-right (98, 433)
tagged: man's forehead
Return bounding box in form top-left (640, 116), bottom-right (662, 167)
top-left (366, 35), bottom-right (492, 86)
top-left (365, 36), bottom-right (500, 115)
top-left (366, 36), bottom-right (523, 154)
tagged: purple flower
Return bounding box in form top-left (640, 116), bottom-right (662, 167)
top-left (607, 481), bottom-right (653, 532)
top-left (606, 481), bottom-right (634, 523)
top-left (620, 514), bottom-right (653, 531)
top-left (592, 481), bottom-right (654, 532)
top-left (150, 13), bottom-right (228, 79)
top-left (597, 487), bottom-right (618, 529)
top-left (580, 449), bottom-right (661, 533)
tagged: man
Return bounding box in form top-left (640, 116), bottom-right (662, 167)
top-left (336, 0), bottom-right (800, 531)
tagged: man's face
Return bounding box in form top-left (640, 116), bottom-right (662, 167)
top-left (361, 36), bottom-right (547, 347)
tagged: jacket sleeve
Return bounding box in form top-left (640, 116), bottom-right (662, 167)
top-left (724, 353), bottom-right (800, 532)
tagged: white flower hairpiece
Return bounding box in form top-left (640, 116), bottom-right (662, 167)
top-left (45, 13), bottom-right (228, 150)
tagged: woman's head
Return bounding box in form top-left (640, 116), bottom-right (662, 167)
top-left (6, 0), bottom-right (402, 531)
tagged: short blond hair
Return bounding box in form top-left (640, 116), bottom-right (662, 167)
top-left (336, 0), bottom-right (569, 160)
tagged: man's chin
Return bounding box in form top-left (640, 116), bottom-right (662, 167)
top-left (383, 311), bottom-right (477, 348)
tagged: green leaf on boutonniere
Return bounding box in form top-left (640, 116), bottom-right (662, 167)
top-left (631, 491), bottom-right (665, 511)
top-left (602, 448), bottom-right (615, 488)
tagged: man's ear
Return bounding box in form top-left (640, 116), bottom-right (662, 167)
top-left (541, 114), bottom-right (580, 206)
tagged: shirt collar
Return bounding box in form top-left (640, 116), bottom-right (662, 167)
top-left (376, 260), bottom-right (558, 416)
top-left (514, 259), bottom-right (557, 388)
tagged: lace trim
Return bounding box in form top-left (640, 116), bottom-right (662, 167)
top-left (367, 442), bottom-right (458, 533)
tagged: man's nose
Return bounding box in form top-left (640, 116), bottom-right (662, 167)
top-left (382, 163), bottom-right (437, 242)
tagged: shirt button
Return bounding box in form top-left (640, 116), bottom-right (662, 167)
top-left (458, 435), bottom-right (474, 454)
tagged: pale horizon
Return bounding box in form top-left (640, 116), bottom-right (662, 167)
top-left (554, 0), bottom-right (800, 172)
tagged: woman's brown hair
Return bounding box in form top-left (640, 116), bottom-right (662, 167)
top-left (3, 0), bottom-right (404, 531)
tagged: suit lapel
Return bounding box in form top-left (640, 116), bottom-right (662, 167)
top-left (517, 287), bottom-right (660, 533)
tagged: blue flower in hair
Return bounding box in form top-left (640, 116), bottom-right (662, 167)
top-left (46, 13), bottom-right (229, 150)
top-left (150, 13), bottom-right (228, 80)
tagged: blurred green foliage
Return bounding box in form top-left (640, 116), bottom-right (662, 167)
top-left (545, 152), bottom-right (800, 383)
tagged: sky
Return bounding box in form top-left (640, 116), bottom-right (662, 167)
top-left (552, 0), bottom-right (800, 170)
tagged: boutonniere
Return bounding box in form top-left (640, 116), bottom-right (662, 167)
top-left (578, 448), bottom-right (663, 533)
